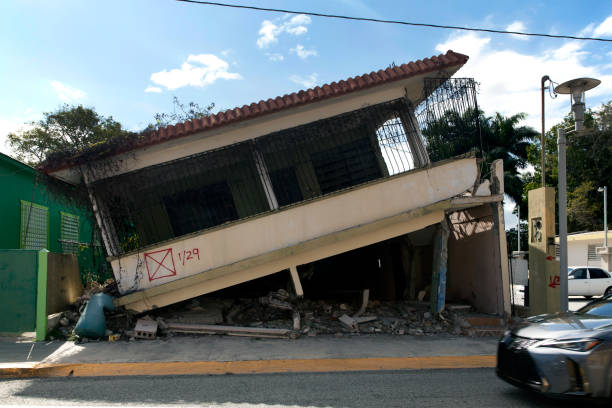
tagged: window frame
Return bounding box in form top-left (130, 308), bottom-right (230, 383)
top-left (60, 211), bottom-right (80, 254)
top-left (19, 200), bottom-right (49, 250)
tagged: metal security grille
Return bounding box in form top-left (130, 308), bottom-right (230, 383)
top-left (416, 78), bottom-right (481, 161)
top-left (90, 86), bottom-right (479, 256)
top-left (60, 212), bottom-right (80, 254)
top-left (20, 200), bottom-right (48, 250)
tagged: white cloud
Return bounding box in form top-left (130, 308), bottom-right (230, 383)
top-left (436, 32), bottom-right (490, 58)
top-left (50, 81), bottom-right (86, 102)
top-left (257, 20), bottom-right (282, 49)
top-left (505, 21), bottom-right (528, 40)
top-left (289, 73), bottom-right (318, 88)
top-left (145, 86), bottom-right (162, 93)
top-left (434, 16), bottom-right (612, 132)
top-left (594, 16), bottom-right (612, 36)
top-left (150, 54), bottom-right (242, 90)
top-left (290, 44), bottom-right (317, 60)
top-left (266, 53), bottom-right (285, 62)
top-left (284, 14), bottom-right (311, 35)
top-left (256, 14), bottom-right (311, 49)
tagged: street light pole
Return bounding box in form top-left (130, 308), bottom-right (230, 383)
top-left (541, 75), bottom-right (550, 187)
top-left (555, 77), bottom-right (601, 313)
top-left (558, 127), bottom-right (568, 312)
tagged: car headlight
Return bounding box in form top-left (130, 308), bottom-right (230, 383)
top-left (538, 338), bottom-right (602, 352)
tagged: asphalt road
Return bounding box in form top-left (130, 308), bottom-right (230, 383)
top-left (0, 368), bottom-right (605, 407)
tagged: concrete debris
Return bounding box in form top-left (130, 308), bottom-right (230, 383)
top-left (353, 316), bottom-right (377, 324)
top-left (447, 304), bottom-right (472, 312)
top-left (273, 288), bottom-right (291, 300)
top-left (260, 296), bottom-right (293, 311)
top-left (47, 278), bottom-right (494, 343)
top-left (134, 318), bottom-right (158, 339)
top-left (47, 313), bottom-right (62, 333)
top-left (156, 317), bottom-right (169, 330)
top-left (338, 314), bottom-right (358, 330)
top-left (292, 311), bottom-right (301, 331)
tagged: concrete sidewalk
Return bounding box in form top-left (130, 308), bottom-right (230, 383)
top-left (0, 334), bottom-right (498, 378)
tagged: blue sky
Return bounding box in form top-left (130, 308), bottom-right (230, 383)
top-left (1, 0), bottom-right (612, 226)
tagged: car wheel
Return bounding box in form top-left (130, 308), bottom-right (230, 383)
top-left (605, 287), bottom-right (612, 296)
top-left (584, 296), bottom-right (593, 299)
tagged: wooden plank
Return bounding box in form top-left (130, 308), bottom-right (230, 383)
top-left (166, 322), bottom-right (291, 336)
top-left (289, 266), bottom-right (304, 297)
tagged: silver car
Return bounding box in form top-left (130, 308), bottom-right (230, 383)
top-left (497, 296), bottom-right (612, 400)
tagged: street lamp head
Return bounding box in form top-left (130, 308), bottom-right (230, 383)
top-left (554, 78), bottom-right (601, 132)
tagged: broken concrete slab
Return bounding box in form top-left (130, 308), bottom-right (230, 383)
top-left (338, 314), bottom-right (357, 330)
top-left (166, 322), bottom-right (295, 339)
top-left (353, 316), bottom-right (377, 324)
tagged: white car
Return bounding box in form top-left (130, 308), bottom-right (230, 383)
top-left (568, 266), bottom-right (612, 298)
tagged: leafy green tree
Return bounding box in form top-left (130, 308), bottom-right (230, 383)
top-left (7, 105), bottom-right (127, 165)
top-left (522, 102), bottom-right (612, 232)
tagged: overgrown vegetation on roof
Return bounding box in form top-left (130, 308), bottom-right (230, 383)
top-left (8, 105), bottom-right (130, 166)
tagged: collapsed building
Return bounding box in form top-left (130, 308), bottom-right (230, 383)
top-left (42, 50), bottom-right (510, 320)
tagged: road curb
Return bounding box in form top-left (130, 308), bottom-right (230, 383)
top-left (0, 355), bottom-right (496, 378)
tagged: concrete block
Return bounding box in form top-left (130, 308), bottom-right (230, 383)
top-left (134, 319), bottom-right (158, 339)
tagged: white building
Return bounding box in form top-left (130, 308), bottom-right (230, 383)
top-left (556, 231), bottom-right (612, 269)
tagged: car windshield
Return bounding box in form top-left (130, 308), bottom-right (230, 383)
top-left (578, 299), bottom-right (612, 316)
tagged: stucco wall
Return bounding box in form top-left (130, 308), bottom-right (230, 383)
top-left (446, 204), bottom-right (503, 314)
top-left (112, 157), bottom-right (478, 296)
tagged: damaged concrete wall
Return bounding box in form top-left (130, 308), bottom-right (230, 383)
top-left (446, 204), bottom-right (504, 315)
top-left (46, 253), bottom-right (83, 315)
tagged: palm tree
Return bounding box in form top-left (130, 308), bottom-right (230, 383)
top-left (422, 110), bottom-right (538, 205)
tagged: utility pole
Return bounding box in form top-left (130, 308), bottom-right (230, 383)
top-left (517, 205), bottom-right (520, 252)
top-left (605, 186), bottom-right (608, 248)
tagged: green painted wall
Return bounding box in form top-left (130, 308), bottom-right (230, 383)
top-left (0, 153), bottom-right (108, 283)
top-left (0, 249), bottom-right (39, 333)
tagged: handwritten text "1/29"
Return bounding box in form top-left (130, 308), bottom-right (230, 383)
top-left (177, 248), bottom-right (200, 266)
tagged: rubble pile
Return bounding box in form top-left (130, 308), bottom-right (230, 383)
top-left (47, 279), bottom-right (134, 342)
top-left (151, 289), bottom-right (478, 339)
top-left (49, 285), bottom-right (491, 342)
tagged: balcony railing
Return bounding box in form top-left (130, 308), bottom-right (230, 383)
top-left (91, 78), bottom-right (479, 256)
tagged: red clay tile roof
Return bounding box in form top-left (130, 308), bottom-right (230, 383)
top-left (42, 50), bottom-right (467, 173)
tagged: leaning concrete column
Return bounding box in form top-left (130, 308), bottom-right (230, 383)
top-left (430, 219), bottom-right (450, 313)
top-left (80, 165), bottom-right (121, 257)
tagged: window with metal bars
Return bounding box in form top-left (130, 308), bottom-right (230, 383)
top-left (91, 98), bottom-right (428, 253)
top-left (60, 212), bottom-right (80, 254)
top-left (20, 200), bottom-right (48, 250)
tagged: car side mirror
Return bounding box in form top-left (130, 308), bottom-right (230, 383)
top-left (568, 276), bottom-right (575, 280)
